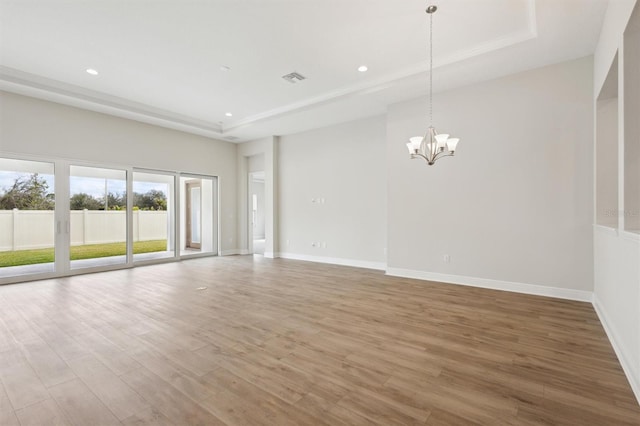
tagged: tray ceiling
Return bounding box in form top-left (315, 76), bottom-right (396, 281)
top-left (0, 0), bottom-right (608, 141)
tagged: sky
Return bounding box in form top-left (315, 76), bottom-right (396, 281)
top-left (0, 171), bottom-right (167, 198)
top-left (0, 171), bottom-right (55, 194)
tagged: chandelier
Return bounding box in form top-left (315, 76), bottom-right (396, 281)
top-left (406, 5), bottom-right (460, 166)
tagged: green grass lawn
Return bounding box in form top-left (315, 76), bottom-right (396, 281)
top-left (0, 240), bottom-right (168, 268)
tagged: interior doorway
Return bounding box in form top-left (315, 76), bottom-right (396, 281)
top-left (249, 171), bottom-right (265, 255)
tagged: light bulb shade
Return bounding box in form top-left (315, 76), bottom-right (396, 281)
top-left (409, 136), bottom-right (423, 149)
top-left (446, 138), bottom-right (460, 152)
top-left (406, 142), bottom-right (414, 154)
top-left (434, 134), bottom-right (449, 144)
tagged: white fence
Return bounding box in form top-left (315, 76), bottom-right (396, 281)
top-left (0, 209), bottom-right (167, 251)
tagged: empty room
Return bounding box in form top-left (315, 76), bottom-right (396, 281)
top-left (0, 0), bottom-right (639, 425)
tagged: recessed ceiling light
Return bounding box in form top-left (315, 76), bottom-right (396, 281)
top-left (358, 65), bottom-right (368, 72)
top-left (86, 68), bottom-right (99, 75)
top-left (225, 112), bottom-right (233, 117)
top-left (220, 65), bottom-right (231, 72)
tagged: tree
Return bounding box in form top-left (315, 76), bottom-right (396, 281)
top-left (69, 192), bottom-right (126, 210)
top-left (105, 192), bottom-right (126, 210)
top-left (0, 173), bottom-right (55, 210)
top-left (70, 193), bottom-right (103, 210)
top-left (133, 189), bottom-right (167, 211)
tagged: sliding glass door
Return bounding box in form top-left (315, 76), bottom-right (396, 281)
top-left (69, 165), bottom-right (127, 270)
top-left (0, 156), bottom-right (219, 283)
top-left (132, 170), bottom-right (175, 261)
top-left (0, 158), bottom-right (55, 278)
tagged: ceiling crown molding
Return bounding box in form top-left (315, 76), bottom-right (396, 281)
top-left (0, 66), bottom-right (226, 141)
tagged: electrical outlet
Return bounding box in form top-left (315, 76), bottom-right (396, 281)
top-left (443, 254), bottom-right (450, 263)
top-left (322, 242), bottom-right (326, 248)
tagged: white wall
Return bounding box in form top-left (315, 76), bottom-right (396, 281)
top-left (248, 154), bottom-right (264, 173)
top-left (278, 116), bottom-right (387, 269)
top-left (593, 0), bottom-right (640, 402)
top-left (0, 90), bottom-right (237, 253)
top-left (594, 228), bottom-right (640, 399)
top-left (386, 57), bottom-right (594, 299)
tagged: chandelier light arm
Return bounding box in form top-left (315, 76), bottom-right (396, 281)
top-left (432, 150), bottom-right (454, 162)
top-left (411, 150), bottom-right (454, 166)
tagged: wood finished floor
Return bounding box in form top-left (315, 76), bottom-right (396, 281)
top-left (0, 256), bottom-right (638, 426)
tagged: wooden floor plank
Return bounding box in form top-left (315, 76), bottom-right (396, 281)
top-left (0, 256), bottom-right (637, 425)
top-left (336, 386), bottom-right (427, 425)
top-left (14, 398), bottom-right (73, 426)
top-left (120, 366), bottom-right (227, 426)
top-left (66, 354), bottom-right (150, 421)
top-left (127, 346), bottom-right (220, 403)
top-left (71, 331), bottom-right (142, 376)
top-left (16, 338), bottom-right (77, 388)
top-left (120, 406), bottom-right (174, 426)
top-left (48, 378), bottom-right (121, 426)
top-left (0, 379), bottom-right (20, 426)
top-left (0, 348), bottom-right (51, 410)
top-left (200, 367), bottom-right (315, 426)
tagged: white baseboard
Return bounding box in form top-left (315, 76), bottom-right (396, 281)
top-left (277, 252), bottom-right (386, 270)
top-left (593, 295), bottom-right (640, 405)
top-left (220, 249), bottom-right (249, 256)
top-left (385, 268), bottom-right (593, 302)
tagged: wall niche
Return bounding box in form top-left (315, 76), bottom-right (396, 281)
top-left (596, 53), bottom-right (619, 229)
top-left (624, 2), bottom-right (640, 233)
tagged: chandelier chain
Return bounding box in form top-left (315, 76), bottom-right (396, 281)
top-left (429, 10), bottom-right (433, 127)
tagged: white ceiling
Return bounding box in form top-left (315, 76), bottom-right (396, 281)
top-left (0, 0), bottom-right (608, 142)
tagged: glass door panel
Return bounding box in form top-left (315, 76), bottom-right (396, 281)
top-left (132, 171), bottom-right (175, 261)
top-left (0, 158), bottom-right (55, 278)
top-left (187, 182), bottom-right (201, 249)
top-left (69, 165), bottom-right (127, 269)
top-left (180, 176), bottom-right (217, 256)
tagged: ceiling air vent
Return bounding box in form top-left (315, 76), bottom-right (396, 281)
top-left (282, 72), bottom-right (306, 84)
